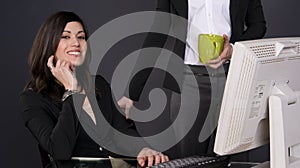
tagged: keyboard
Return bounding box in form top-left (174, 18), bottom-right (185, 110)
top-left (148, 155), bottom-right (229, 168)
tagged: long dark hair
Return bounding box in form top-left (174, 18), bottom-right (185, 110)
top-left (25, 11), bottom-right (93, 100)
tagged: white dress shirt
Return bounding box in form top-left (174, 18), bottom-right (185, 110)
top-left (184, 0), bottom-right (231, 65)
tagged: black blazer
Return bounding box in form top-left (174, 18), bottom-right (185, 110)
top-left (129, 0), bottom-right (267, 100)
top-left (19, 76), bottom-right (143, 168)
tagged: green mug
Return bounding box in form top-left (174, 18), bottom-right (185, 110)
top-left (198, 34), bottom-right (224, 64)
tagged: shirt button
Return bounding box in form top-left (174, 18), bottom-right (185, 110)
top-left (99, 147), bottom-right (103, 151)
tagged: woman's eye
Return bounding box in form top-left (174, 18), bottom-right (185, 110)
top-left (78, 36), bottom-right (86, 40)
top-left (61, 36), bottom-right (70, 39)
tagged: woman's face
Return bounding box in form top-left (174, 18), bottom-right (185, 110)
top-left (55, 21), bottom-right (87, 67)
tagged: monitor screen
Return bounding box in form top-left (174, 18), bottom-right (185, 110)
top-left (214, 37), bottom-right (300, 167)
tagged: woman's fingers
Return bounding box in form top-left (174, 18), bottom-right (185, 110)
top-left (137, 148), bottom-right (169, 167)
top-left (47, 55), bottom-right (55, 70)
top-left (47, 56), bottom-right (77, 90)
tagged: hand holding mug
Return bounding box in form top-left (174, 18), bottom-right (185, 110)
top-left (204, 34), bottom-right (233, 69)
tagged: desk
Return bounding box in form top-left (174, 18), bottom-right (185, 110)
top-left (230, 161), bottom-right (269, 168)
top-left (71, 157), bottom-right (137, 168)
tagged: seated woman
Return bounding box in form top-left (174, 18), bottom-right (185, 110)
top-left (19, 11), bottom-right (168, 168)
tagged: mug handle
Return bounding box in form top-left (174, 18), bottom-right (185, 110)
top-left (213, 41), bottom-right (217, 57)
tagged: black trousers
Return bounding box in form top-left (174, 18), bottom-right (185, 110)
top-left (168, 64), bottom-right (228, 158)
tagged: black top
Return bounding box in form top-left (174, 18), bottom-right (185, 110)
top-left (19, 76), bottom-right (143, 167)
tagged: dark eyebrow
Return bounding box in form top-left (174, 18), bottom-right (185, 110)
top-left (63, 30), bottom-right (85, 35)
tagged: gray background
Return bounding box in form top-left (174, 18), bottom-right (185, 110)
top-left (1, 0), bottom-right (299, 167)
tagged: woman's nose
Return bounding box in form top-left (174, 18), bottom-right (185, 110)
top-left (71, 37), bottom-right (80, 46)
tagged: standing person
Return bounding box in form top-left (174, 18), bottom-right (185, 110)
top-left (118, 0), bottom-right (267, 159)
top-left (19, 11), bottom-right (168, 168)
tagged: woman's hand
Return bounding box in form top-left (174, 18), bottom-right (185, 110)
top-left (206, 34), bottom-right (233, 69)
top-left (47, 55), bottom-right (78, 90)
top-left (137, 147), bottom-right (169, 167)
top-left (117, 96), bottom-right (134, 119)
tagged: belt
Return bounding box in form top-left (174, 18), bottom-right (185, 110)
top-left (185, 63), bottom-right (229, 77)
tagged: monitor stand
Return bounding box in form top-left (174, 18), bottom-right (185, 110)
top-left (253, 84), bottom-right (300, 168)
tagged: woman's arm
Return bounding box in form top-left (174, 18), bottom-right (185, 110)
top-left (95, 76), bottom-right (169, 167)
top-left (19, 91), bottom-right (85, 160)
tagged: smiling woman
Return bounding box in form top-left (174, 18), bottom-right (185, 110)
top-left (54, 21), bottom-right (87, 67)
top-left (19, 11), bottom-right (168, 168)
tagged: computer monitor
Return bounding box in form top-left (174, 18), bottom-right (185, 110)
top-left (214, 37), bottom-right (300, 168)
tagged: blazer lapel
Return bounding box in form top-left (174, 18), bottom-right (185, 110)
top-left (170, 0), bottom-right (188, 18)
